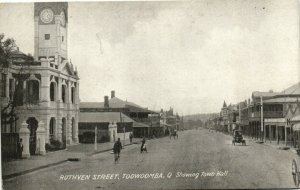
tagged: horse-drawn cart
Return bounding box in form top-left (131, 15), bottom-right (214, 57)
top-left (232, 130), bottom-right (246, 146)
top-left (292, 150), bottom-right (300, 187)
top-left (170, 130), bottom-right (178, 139)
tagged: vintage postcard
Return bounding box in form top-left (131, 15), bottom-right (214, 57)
top-left (0, 0), bottom-right (300, 189)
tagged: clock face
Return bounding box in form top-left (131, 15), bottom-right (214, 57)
top-left (60, 11), bottom-right (66, 26)
top-left (40, 8), bottom-right (54, 24)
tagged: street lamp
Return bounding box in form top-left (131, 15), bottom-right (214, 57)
top-left (119, 112), bottom-right (125, 146)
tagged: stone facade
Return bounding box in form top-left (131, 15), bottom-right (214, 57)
top-left (0, 2), bottom-right (79, 158)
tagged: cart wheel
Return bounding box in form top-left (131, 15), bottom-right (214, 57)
top-left (292, 159), bottom-right (300, 187)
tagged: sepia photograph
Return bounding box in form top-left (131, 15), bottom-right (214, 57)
top-left (0, 0), bottom-right (300, 189)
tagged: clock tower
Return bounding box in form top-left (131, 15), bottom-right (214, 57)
top-left (34, 2), bottom-right (68, 63)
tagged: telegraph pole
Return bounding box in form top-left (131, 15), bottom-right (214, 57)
top-left (120, 112), bottom-right (125, 146)
top-left (94, 126), bottom-right (97, 151)
top-left (261, 96), bottom-right (264, 142)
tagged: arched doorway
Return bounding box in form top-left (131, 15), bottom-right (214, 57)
top-left (61, 85), bottom-right (67, 103)
top-left (50, 82), bottom-right (56, 101)
top-left (62, 118), bottom-right (66, 147)
top-left (49, 117), bottom-right (56, 141)
top-left (72, 118), bottom-right (76, 141)
top-left (27, 117), bottom-right (38, 155)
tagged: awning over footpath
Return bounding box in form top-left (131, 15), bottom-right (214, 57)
top-left (264, 118), bottom-right (285, 125)
top-left (293, 123), bottom-right (300, 131)
top-left (291, 114), bottom-right (300, 131)
top-left (291, 115), bottom-right (300, 122)
top-left (133, 122), bottom-right (150, 128)
top-left (161, 123), bottom-right (177, 129)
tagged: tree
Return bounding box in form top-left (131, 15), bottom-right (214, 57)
top-left (1, 34), bottom-right (18, 132)
top-left (0, 34), bottom-right (17, 69)
top-left (1, 34), bottom-right (35, 132)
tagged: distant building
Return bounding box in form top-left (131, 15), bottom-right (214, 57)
top-left (80, 91), bottom-right (161, 139)
top-left (217, 82), bottom-right (300, 148)
top-left (160, 107), bottom-right (181, 135)
top-left (79, 112), bottom-right (134, 143)
top-left (247, 90), bottom-right (284, 141)
top-left (227, 104), bottom-right (238, 133)
top-left (220, 101), bottom-right (229, 133)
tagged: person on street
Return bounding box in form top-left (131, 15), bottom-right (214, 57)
top-left (141, 137), bottom-right (147, 153)
top-left (113, 138), bottom-right (122, 163)
top-left (17, 138), bottom-right (23, 159)
top-left (129, 132), bottom-right (133, 143)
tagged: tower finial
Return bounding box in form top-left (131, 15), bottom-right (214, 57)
top-left (223, 101), bottom-right (227, 108)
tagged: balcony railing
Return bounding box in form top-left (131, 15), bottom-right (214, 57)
top-left (132, 117), bottom-right (160, 125)
top-left (264, 111), bottom-right (283, 118)
top-left (248, 111), bottom-right (283, 118)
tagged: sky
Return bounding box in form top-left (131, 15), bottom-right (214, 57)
top-left (0, 0), bottom-right (299, 115)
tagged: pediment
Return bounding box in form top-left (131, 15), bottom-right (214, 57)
top-left (60, 61), bottom-right (76, 76)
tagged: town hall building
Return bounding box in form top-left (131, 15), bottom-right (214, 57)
top-left (0, 2), bottom-right (79, 158)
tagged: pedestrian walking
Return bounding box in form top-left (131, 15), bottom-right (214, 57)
top-left (129, 132), bottom-right (133, 143)
top-left (141, 137), bottom-right (147, 153)
top-left (17, 138), bottom-right (23, 159)
top-left (113, 138), bottom-right (122, 163)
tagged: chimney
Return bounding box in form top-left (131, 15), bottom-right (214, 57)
top-left (104, 96), bottom-right (109, 108)
top-left (111, 90), bottom-right (115, 98)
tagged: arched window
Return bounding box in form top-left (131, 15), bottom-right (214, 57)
top-left (62, 85), bottom-right (66, 103)
top-left (49, 118), bottom-right (55, 140)
top-left (26, 80), bottom-right (39, 104)
top-left (71, 87), bottom-right (75, 104)
top-left (72, 118), bottom-right (76, 140)
top-left (62, 118), bottom-right (66, 146)
top-left (50, 82), bottom-right (56, 101)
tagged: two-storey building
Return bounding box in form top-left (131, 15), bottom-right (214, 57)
top-left (1, 2), bottom-right (79, 159)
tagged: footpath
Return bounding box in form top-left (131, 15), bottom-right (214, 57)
top-left (243, 135), bottom-right (298, 154)
top-left (2, 138), bottom-right (142, 180)
top-left (210, 129), bottom-right (298, 154)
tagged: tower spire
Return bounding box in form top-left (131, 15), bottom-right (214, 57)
top-left (223, 101), bottom-right (227, 108)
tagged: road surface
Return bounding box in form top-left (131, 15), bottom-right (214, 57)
top-left (3, 129), bottom-right (296, 189)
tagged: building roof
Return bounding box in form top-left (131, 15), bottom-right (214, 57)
top-left (252, 83), bottom-right (300, 101)
top-left (252, 91), bottom-right (282, 98)
top-left (227, 104), bottom-right (238, 111)
top-left (80, 97), bottom-right (154, 113)
top-left (80, 102), bottom-right (104, 108)
top-left (79, 112), bottom-right (134, 123)
top-left (10, 49), bottom-right (39, 65)
top-left (80, 97), bottom-right (142, 109)
top-left (282, 83), bottom-right (300, 95)
top-left (11, 49), bottom-right (29, 58)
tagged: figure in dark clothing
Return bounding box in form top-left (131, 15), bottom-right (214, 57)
top-left (129, 132), bottom-right (133, 143)
top-left (113, 138), bottom-right (122, 163)
top-left (17, 138), bottom-right (23, 159)
top-left (141, 137), bottom-right (147, 153)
